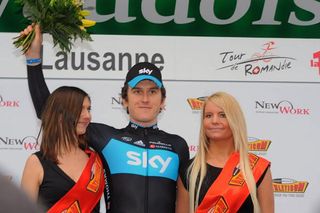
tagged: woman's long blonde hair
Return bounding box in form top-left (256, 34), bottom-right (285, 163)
top-left (188, 92), bottom-right (260, 213)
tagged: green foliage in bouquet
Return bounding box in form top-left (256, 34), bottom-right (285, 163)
top-left (13, 0), bottom-right (96, 53)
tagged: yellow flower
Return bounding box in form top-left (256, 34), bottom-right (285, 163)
top-left (79, 10), bottom-right (90, 17)
top-left (72, 0), bottom-right (81, 5)
top-left (81, 19), bottom-right (96, 28)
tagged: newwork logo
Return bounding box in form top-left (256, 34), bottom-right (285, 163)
top-left (1, 0), bottom-right (320, 38)
top-left (102, 139), bottom-right (179, 180)
top-left (255, 100), bottom-right (310, 115)
top-left (0, 136), bottom-right (38, 150)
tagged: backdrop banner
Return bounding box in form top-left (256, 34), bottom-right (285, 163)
top-left (0, 1), bottom-right (320, 213)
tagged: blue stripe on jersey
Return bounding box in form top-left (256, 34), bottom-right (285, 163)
top-left (102, 139), bottom-right (179, 181)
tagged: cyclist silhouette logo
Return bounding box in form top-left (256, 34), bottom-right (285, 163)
top-left (251, 41), bottom-right (276, 63)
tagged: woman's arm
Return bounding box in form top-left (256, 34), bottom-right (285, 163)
top-left (20, 154), bottom-right (44, 201)
top-left (257, 167), bottom-right (274, 213)
top-left (175, 176), bottom-right (190, 213)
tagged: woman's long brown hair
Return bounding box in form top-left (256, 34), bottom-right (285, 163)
top-left (40, 86), bottom-right (90, 163)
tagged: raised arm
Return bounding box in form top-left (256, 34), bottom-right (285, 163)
top-left (24, 24), bottom-right (50, 119)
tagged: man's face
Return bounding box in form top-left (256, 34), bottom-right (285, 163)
top-left (123, 80), bottom-right (165, 127)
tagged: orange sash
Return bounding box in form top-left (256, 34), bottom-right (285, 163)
top-left (48, 149), bottom-right (105, 213)
top-left (196, 152), bottom-right (269, 213)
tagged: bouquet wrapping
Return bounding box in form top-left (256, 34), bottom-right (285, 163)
top-left (13, 0), bottom-right (96, 53)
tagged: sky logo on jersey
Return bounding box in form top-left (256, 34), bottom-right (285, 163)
top-left (127, 151), bottom-right (171, 173)
top-left (102, 139), bottom-right (179, 180)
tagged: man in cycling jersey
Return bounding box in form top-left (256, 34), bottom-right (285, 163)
top-left (24, 24), bottom-right (190, 213)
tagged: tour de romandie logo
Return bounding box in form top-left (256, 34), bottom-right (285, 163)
top-left (216, 41), bottom-right (296, 76)
top-left (273, 178), bottom-right (309, 196)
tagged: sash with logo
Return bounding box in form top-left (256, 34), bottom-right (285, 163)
top-left (48, 149), bottom-right (105, 213)
top-left (196, 152), bottom-right (269, 213)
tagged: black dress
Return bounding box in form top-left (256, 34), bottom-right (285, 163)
top-left (35, 151), bottom-right (100, 212)
top-left (181, 159), bottom-right (268, 213)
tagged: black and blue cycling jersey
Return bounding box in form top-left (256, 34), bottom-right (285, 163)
top-left (88, 121), bottom-right (189, 213)
top-left (27, 64), bottom-right (190, 213)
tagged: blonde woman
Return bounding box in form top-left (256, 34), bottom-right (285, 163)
top-left (176, 92), bottom-right (274, 213)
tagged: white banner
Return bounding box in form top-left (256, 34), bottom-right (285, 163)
top-left (1, 32), bottom-right (320, 212)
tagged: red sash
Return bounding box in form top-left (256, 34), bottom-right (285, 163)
top-left (196, 152), bottom-right (269, 213)
top-left (48, 149), bottom-right (105, 213)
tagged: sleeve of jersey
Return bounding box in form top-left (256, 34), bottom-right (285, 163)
top-left (27, 64), bottom-right (50, 119)
top-left (179, 159), bottom-right (191, 190)
top-left (176, 136), bottom-right (190, 178)
top-left (86, 123), bottom-right (109, 152)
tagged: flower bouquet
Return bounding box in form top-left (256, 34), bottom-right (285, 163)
top-left (13, 0), bottom-right (96, 53)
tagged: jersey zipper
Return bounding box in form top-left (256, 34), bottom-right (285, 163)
top-left (143, 128), bottom-right (149, 213)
